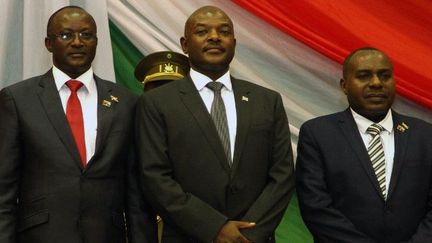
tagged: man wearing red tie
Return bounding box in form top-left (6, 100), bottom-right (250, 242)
top-left (0, 6), bottom-right (156, 243)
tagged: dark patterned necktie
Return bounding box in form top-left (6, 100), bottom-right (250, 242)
top-left (66, 80), bottom-right (86, 167)
top-left (367, 123), bottom-right (386, 199)
top-left (206, 82), bottom-right (232, 167)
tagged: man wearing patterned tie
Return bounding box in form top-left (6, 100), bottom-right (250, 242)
top-left (0, 6), bottom-right (156, 243)
top-left (296, 47), bottom-right (432, 243)
top-left (136, 5), bottom-right (295, 243)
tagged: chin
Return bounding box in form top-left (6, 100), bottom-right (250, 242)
top-left (365, 109), bottom-right (390, 120)
top-left (202, 63), bottom-right (229, 72)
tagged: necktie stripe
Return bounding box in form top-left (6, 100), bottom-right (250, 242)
top-left (206, 82), bottom-right (232, 167)
top-left (376, 171), bottom-right (385, 179)
top-left (373, 162), bottom-right (385, 171)
top-left (367, 123), bottom-right (386, 199)
top-left (368, 138), bottom-right (380, 149)
top-left (369, 149), bottom-right (381, 159)
top-left (370, 152), bottom-right (384, 162)
top-left (374, 166), bottom-right (385, 175)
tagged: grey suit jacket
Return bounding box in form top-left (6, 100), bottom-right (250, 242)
top-left (296, 109), bottom-right (432, 243)
top-left (136, 76), bottom-right (295, 243)
top-left (0, 70), bottom-right (156, 243)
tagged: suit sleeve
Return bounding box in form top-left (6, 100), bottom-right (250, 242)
top-left (404, 124), bottom-right (432, 243)
top-left (0, 88), bottom-right (21, 243)
top-left (295, 122), bottom-right (376, 243)
top-left (240, 93), bottom-right (296, 242)
top-left (406, 200), bottom-right (432, 243)
top-left (135, 94), bottom-right (228, 242)
top-left (126, 141), bottom-right (158, 243)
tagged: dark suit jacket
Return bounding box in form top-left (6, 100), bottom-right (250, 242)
top-left (136, 76), bottom-right (295, 243)
top-left (296, 109), bottom-right (432, 243)
top-left (0, 70), bottom-right (156, 243)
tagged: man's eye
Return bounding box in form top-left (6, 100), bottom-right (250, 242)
top-left (195, 30), bottom-right (207, 35)
top-left (59, 33), bottom-right (73, 40)
top-left (357, 74), bottom-right (370, 80)
top-left (220, 30), bottom-right (229, 35)
top-left (379, 73), bottom-right (392, 80)
top-left (80, 32), bottom-right (94, 40)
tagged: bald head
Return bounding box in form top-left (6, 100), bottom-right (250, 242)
top-left (342, 47), bottom-right (392, 79)
top-left (47, 6), bottom-right (96, 36)
top-left (184, 6), bottom-right (234, 38)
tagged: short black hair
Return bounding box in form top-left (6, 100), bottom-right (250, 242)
top-left (184, 6), bottom-right (233, 38)
top-left (342, 47), bottom-right (383, 79)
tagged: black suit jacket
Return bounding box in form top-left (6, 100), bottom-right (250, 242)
top-left (0, 70), bottom-right (156, 243)
top-left (296, 109), bottom-right (432, 243)
top-left (136, 76), bottom-right (295, 243)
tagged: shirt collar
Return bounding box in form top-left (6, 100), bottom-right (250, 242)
top-left (351, 108), bottom-right (394, 134)
top-left (189, 68), bottom-right (232, 91)
top-left (53, 65), bottom-right (96, 94)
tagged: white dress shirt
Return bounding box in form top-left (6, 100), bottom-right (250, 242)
top-left (53, 66), bottom-right (98, 163)
top-left (351, 108), bottom-right (395, 195)
top-left (190, 68), bottom-right (237, 160)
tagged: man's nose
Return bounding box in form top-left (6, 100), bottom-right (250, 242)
top-left (369, 74), bottom-right (383, 87)
top-left (207, 29), bottom-right (220, 41)
top-left (71, 33), bottom-right (84, 46)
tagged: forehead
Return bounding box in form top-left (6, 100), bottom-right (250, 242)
top-left (349, 50), bottom-right (392, 71)
top-left (52, 9), bottom-right (95, 29)
top-left (189, 10), bottom-right (232, 27)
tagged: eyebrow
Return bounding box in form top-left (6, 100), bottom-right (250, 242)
top-left (355, 68), bottom-right (392, 72)
top-left (194, 22), bottom-right (231, 27)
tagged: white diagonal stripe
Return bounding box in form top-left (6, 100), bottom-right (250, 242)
top-left (367, 124), bottom-right (386, 199)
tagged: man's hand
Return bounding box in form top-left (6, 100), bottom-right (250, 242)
top-left (214, 220), bottom-right (256, 243)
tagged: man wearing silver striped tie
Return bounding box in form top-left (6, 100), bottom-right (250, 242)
top-left (136, 6), bottom-right (295, 243)
top-left (296, 47), bottom-right (432, 243)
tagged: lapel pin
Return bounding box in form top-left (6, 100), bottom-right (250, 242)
top-left (396, 122), bottom-right (409, 132)
top-left (396, 125), bottom-right (405, 132)
top-left (242, 96), bottom-right (249, 102)
top-left (102, 100), bottom-right (112, 107)
top-left (110, 95), bottom-right (119, 103)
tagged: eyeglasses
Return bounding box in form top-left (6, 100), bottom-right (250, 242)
top-left (49, 32), bottom-right (96, 42)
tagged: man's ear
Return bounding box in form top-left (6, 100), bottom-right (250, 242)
top-left (180, 37), bottom-right (188, 54)
top-left (45, 37), bottom-right (53, 53)
top-left (340, 78), bottom-right (348, 95)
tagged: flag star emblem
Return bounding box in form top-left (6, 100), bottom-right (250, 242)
top-left (102, 100), bottom-right (112, 107)
top-left (110, 95), bottom-right (119, 103)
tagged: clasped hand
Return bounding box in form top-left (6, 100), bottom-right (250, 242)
top-left (214, 220), bottom-right (256, 243)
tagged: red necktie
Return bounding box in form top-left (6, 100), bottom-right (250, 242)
top-left (66, 80), bottom-right (86, 167)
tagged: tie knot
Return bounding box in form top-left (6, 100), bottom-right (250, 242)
top-left (206, 82), bottom-right (224, 92)
top-left (367, 123), bottom-right (384, 136)
top-left (66, 80), bottom-right (83, 92)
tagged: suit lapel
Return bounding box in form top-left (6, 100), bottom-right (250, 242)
top-left (387, 111), bottom-right (409, 199)
top-left (89, 76), bottom-right (115, 167)
top-left (338, 109), bottom-right (384, 199)
top-left (230, 78), bottom-right (251, 177)
top-left (37, 70), bottom-right (83, 169)
top-left (179, 77), bottom-right (231, 172)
